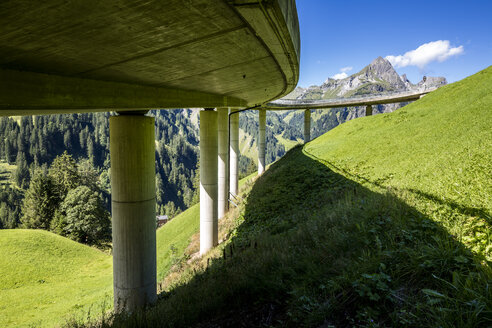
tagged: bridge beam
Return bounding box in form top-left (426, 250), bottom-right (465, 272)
top-left (304, 109), bottom-right (311, 143)
top-left (217, 108), bottom-right (229, 218)
top-left (110, 112), bottom-right (157, 312)
top-left (258, 109), bottom-right (266, 175)
top-left (200, 109), bottom-right (218, 255)
top-left (365, 105), bottom-right (373, 116)
top-left (229, 109), bottom-right (239, 197)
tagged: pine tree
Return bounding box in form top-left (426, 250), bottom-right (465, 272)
top-left (14, 151), bottom-right (30, 189)
top-left (48, 152), bottom-right (80, 198)
top-left (21, 171), bottom-right (57, 229)
top-left (63, 130), bottom-right (72, 151)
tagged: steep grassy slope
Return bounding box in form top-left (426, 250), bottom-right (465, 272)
top-left (0, 230), bottom-right (113, 328)
top-left (156, 204), bottom-right (199, 282)
top-left (93, 67), bottom-right (491, 328)
top-left (307, 66), bottom-right (492, 258)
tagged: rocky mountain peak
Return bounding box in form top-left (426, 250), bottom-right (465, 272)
top-left (369, 56), bottom-right (392, 69)
top-left (362, 56), bottom-right (405, 89)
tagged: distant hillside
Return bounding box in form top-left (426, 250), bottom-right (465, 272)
top-left (99, 66), bottom-right (491, 327)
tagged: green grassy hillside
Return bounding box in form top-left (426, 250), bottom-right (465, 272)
top-left (0, 206), bottom-right (201, 327)
top-left (0, 229), bottom-right (113, 328)
top-left (1, 174), bottom-right (256, 327)
top-left (307, 66), bottom-right (492, 258)
top-left (95, 66), bottom-right (491, 328)
top-left (156, 204), bottom-right (199, 282)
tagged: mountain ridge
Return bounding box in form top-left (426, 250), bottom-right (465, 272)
top-left (286, 56), bottom-right (446, 100)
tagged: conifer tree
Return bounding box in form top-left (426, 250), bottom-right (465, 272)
top-left (21, 171), bottom-right (57, 229)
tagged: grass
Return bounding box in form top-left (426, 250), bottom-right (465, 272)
top-left (156, 204), bottom-right (200, 282)
top-left (307, 65), bottom-right (492, 259)
top-left (83, 66), bottom-right (491, 327)
top-left (0, 230), bottom-right (113, 328)
top-left (0, 208), bottom-right (201, 328)
top-left (1, 174), bottom-right (255, 327)
top-left (0, 206), bottom-right (198, 328)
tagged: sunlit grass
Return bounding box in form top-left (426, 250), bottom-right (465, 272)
top-left (0, 230), bottom-right (112, 328)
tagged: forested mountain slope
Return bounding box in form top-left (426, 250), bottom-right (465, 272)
top-left (0, 110), bottom-right (199, 229)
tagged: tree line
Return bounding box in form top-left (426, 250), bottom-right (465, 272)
top-left (0, 110), bottom-right (200, 233)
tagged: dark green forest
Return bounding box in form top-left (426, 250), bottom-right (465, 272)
top-left (0, 110), bottom-right (200, 234)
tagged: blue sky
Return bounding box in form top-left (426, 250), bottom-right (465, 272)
top-left (296, 0), bottom-right (492, 87)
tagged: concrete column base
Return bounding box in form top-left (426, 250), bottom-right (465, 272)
top-left (304, 109), bottom-right (311, 143)
top-left (217, 108), bottom-right (229, 218)
top-left (200, 109), bottom-right (218, 255)
top-left (110, 113), bottom-right (156, 312)
top-left (258, 109), bottom-right (266, 175)
top-left (229, 109), bottom-right (239, 197)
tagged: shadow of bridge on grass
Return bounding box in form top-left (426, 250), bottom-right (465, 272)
top-left (101, 146), bottom-right (491, 328)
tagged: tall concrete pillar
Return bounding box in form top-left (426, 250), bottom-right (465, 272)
top-left (365, 105), bottom-right (373, 116)
top-left (258, 109), bottom-right (266, 175)
top-left (200, 109), bottom-right (218, 255)
top-left (229, 109), bottom-right (239, 197)
top-left (217, 108), bottom-right (229, 218)
top-left (304, 109), bottom-right (311, 143)
top-left (110, 112), bottom-right (156, 312)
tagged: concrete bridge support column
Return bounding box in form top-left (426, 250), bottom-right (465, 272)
top-left (200, 109), bottom-right (218, 255)
top-left (258, 109), bottom-right (266, 175)
top-left (229, 109), bottom-right (239, 197)
top-left (365, 105), bottom-right (373, 116)
top-left (110, 112), bottom-right (157, 312)
top-left (304, 109), bottom-right (311, 143)
top-left (217, 108), bottom-right (229, 218)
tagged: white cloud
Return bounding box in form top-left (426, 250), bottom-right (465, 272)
top-left (331, 72), bottom-right (348, 80)
top-left (331, 66), bottom-right (353, 80)
top-left (386, 40), bottom-right (463, 69)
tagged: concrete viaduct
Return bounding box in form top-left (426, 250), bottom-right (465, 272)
top-left (0, 0), bottom-right (435, 313)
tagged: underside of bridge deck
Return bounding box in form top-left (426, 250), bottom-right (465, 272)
top-left (0, 0), bottom-right (299, 115)
top-left (0, 0), bottom-right (300, 312)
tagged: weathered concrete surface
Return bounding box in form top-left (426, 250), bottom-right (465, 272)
top-left (304, 109), bottom-right (311, 143)
top-left (258, 109), bottom-right (266, 175)
top-left (366, 104), bottom-right (373, 116)
top-left (229, 110), bottom-right (239, 197)
top-left (217, 108), bottom-right (229, 218)
top-left (0, 0), bottom-right (300, 115)
top-left (200, 109), bottom-right (218, 254)
top-left (110, 114), bottom-right (156, 312)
